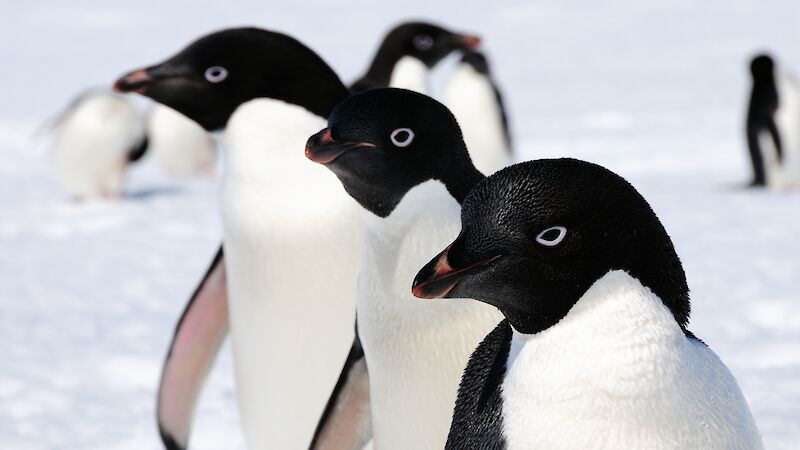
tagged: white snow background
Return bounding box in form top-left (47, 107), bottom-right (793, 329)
top-left (1, 0), bottom-right (799, 448)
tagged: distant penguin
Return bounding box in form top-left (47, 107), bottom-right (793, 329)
top-left (351, 22), bottom-right (481, 94)
top-left (115, 28), bottom-right (361, 450)
top-left (147, 104), bottom-right (217, 176)
top-left (413, 159), bottom-right (763, 449)
top-left (746, 54), bottom-right (800, 188)
top-left (52, 90), bottom-right (147, 199)
top-left (444, 50), bottom-right (512, 174)
top-left (305, 89), bottom-right (501, 449)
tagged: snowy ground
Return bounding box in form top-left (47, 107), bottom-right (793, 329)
top-left (1, 0), bottom-right (799, 448)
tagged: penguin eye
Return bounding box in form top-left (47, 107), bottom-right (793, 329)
top-left (390, 128), bottom-right (415, 147)
top-left (204, 66), bottom-right (228, 83)
top-left (413, 34), bottom-right (434, 51)
top-left (535, 226), bottom-right (567, 247)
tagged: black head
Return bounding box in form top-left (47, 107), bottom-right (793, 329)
top-left (412, 159), bottom-right (690, 335)
top-left (750, 54), bottom-right (775, 79)
top-left (305, 88), bottom-right (483, 217)
top-left (114, 27), bottom-right (348, 131)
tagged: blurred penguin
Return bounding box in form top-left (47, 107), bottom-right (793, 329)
top-left (444, 50), bottom-right (512, 174)
top-left (52, 89), bottom-right (147, 199)
top-left (351, 21), bottom-right (481, 94)
top-left (746, 54), bottom-right (800, 189)
top-left (147, 104), bottom-right (217, 177)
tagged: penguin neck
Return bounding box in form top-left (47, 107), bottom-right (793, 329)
top-left (221, 97), bottom-right (328, 184)
top-left (258, 75), bottom-right (350, 120)
top-left (363, 179), bottom-right (460, 236)
top-left (389, 56), bottom-right (430, 93)
top-left (439, 153), bottom-right (485, 204)
top-left (362, 43), bottom-right (409, 88)
top-left (508, 270), bottom-right (688, 362)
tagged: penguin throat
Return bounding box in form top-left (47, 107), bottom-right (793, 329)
top-left (388, 56), bottom-right (430, 93)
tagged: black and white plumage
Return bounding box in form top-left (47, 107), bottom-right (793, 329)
top-left (115, 27), bottom-right (361, 450)
top-left (351, 21), bottom-right (481, 94)
top-left (306, 88), bottom-right (501, 449)
top-left (52, 89), bottom-right (148, 199)
top-left (444, 50), bottom-right (512, 174)
top-left (746, 53), bottom-right (800, 188)
top-left (413, 159), bottom-right (763, 449)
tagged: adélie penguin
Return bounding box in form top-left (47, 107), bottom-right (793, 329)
top-left (746, 53), bottom-right (800, 189)
top-left (444, 50), bottom-right (512, 174)
top-left (305, 88), bottom-right (502, 449)
top-left (147, 104), bottom-right (217, 176)
top-left (114, 28), bottom-right (361, 449)
top-left (52, 89), bottom-right (148, 199)
top-left (413, 159), bottom-right (763, 449)
top-left (351, 22), bottom-right (481, 94)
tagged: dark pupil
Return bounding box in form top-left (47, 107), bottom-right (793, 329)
top-left (211, 69), bottom-right (221, 76)
top-left (541, 229), bottom-right (561, 241)
top-left (395, 131), bottom-right (410, 142)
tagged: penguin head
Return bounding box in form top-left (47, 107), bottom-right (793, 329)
top-left (412, 159), bottom-right (690, 335)
top-left (380, 22), bottom-right (481, 68)
top-left (750, 54), bottom-right (775, 79)
top-left (114, 27), bottom-right (347, 131)
top-left (305, 88), bottom-right (479, 217)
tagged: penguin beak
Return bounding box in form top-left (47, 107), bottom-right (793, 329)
top-left (455, 34), bottom-right (482, 51)
top-left (412, 245), bottom-right (500, 299)
top-left (305, 128), bottom-right (376, 165)
top-left (114, 61), bottom-right (187, 94)
top-left (114, 68), bottom-right (154, 94)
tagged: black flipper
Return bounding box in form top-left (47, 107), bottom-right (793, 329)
top-left (127, 134), bottom-right (149, 163)
top-left (309, 324), bottom-right (372, 450)
top-left (157, 246), bottom-right (229, 450)
top-left (445, 319), bottom-right (511, 450)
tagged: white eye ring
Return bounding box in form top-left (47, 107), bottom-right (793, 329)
top-left (204, 66), bottom-right (228, 83)
top-left (413, 34), bottom-right (434, 51)
top-left (536, 226), bottom-right (567, 247)
top-left (390, 128), bottom-right (415, 147)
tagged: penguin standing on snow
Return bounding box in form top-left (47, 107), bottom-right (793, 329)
top-left (147, 104), bottom-right (217, 177)
top-left (444, 50), bottom-right (512, 174)
top-left (746, 53), bottom-right (800, 188)
top-left (351, 22), bottom-right (481, 94)
top-left (52, 90), bottom-right (148, 199)
top-left (413, 159), bottom-right (763, 449)
top-left (305, 89), bottom-right (501, 449)
top-left (115, 28), bottom-right (362, 450)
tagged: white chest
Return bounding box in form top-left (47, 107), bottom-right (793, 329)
top-left (217, 98), bottom-right (362, 449)
top-left (500, 271), bottom-right (762, 450)
top-left (389, 56), bottom-right (430, 95)
top-left (443, 64), bottom-right (511, 175)
top-left (357, 180), bottom-right (502, 450)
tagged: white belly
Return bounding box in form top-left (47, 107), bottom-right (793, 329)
top-left (444, 64), bottom-right (511, 175)
top-left (221, 99), bottom-right (361, 449)
top-left (147, 104), bottom-right (217, 176)
top-left (358, 181), bottom-right (502, 450)
top-left (501, 271), bottom-right (762, 450)
top-left (53, 91), bottom-right (144, 198)
top-left (389, 56), bottom-right (430, 95)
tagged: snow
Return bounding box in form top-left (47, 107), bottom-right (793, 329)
top-left (1, 0), bottom-right (799, 448)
